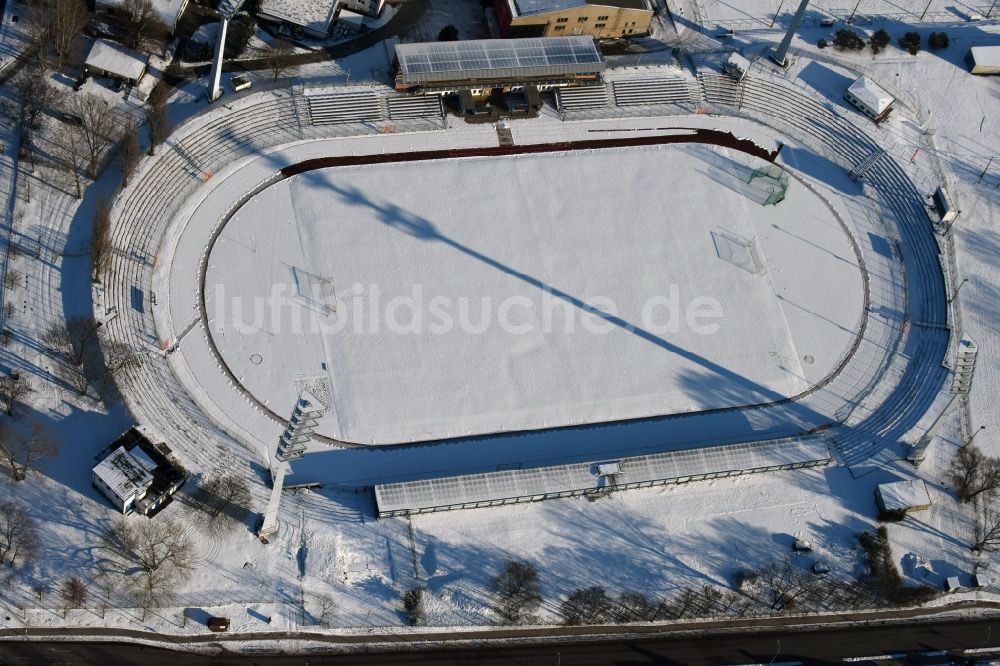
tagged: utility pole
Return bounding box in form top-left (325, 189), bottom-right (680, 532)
top-left (989, 0), bottom-right (999, 18)
top-left (770, 0), bottom-right (811, 67)
top-left (949, 278), bottom-right (968, 303)
top-left (847, 0), bottom-right (862, 23)
top-left (920, 0), bottom-right (932, 21)
top-left (966, 425), bottom-right (987, 448)
top-left (770, 0), bottom-right (785, 28)
top-left (978, 156), bottom-right (993, 184)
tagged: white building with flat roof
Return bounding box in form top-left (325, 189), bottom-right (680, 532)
top-left (968, 45), bottom-right (1000, 75)
top-left (92, 446), bottom-right (155, 514)
top-left (844, 76), bottom-right (894, 120)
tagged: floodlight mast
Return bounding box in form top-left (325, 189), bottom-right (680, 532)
top-left (257, 392), bottom-right (323, 542)
top-left (208, 0), bottom-right (247, 102)
top-left (770, 0), bottom-right (811, 67)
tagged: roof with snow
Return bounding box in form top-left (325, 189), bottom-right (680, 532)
top-left (510, 0), bottom-right (650, 18)
top-left (84, 39), bottom-right (148, 83)
top-left (395, 37), bottom-right (604, 85)
top-left (375, 435), bottom-right (832, 516)
top-left (876, 479), bottom-right (931, 512)
top-left (92, 446), bottom-right (155, 503)
top-left (846, 76), bottom-right (894, 115)
top-left (97, 0), bottom-right (188, 29)
top-left (259, 0), bottom-right (339, 35)
top-left (726, 52), bottom-right (751, 72)
top-left (969, 45), bottom-right (1000, 68)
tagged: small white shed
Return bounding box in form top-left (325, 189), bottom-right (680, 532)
top-left (724, 52), bottom-right (751, 81)
top-left (844, 76), bottom-right (894, 120)
top-left (876, 479), bottom-right (932, 516)
top-left (968, 46), bottom-right (1000, 75)
top-left (84, 39), bottom-right (149, 86)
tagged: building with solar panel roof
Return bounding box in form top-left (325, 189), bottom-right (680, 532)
top-left (393, 37), bottom-right (605, 111)
top-left (494, 0), bottom-right (652, 39)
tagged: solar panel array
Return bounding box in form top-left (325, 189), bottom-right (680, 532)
top-left (375, 436), bottom-right (832, 517)
top-left (395, 37), bottom-right (604, 85)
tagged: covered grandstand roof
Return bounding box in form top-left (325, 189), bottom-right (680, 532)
top-left (394, 37), bottom-right (604, 86)
top-left (512, 0), bottom-right (649, 17)
top-left (375, 435), bottom-right (832, 517)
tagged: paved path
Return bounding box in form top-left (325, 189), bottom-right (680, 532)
top-left (2, 610), bottom-right (1000, 663)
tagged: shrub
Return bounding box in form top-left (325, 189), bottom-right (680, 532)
top-left (437, 25), bottom-right (459, 41)
top-left (817, 38), bottom-right (828, 49)
top-left (928, 31), bottom-right (949, 50)
top-left (870, 28), bottom-right (890, 54)
top-left (833, 29), bottom-right (866, 51)
top-left (402, 587), bottom-right (425, 626)
top-left (899, 31), bottom-right (921, 55)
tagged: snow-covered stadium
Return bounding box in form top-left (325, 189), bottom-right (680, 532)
top-left (102, 55), bottom-right (950, 515)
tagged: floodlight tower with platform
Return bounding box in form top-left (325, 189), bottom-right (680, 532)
top-left (257, 392), bottom-right (324, 542)
top-left (770, 0), bottom-right (811, 67)
top-left (208, 0), bottom-right (245, 101)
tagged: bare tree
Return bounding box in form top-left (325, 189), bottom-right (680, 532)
top-left (0, 500), bottom-right (38, 567)
top-left (615, 590), bottom-right (658, 623)
top-left (757, 558), bottom-right (816, 610)
top-left (31, 580), bottom-right (48, 602)
top-left (91, 197), bottom-right (112, 281)
top-left (560, 586), bottom-right (613, 625)
top-left (951, 445), bottom-right (1000, 503)
top-left (974, 505), bottom-right (1000, 552)
top-left (307, 593), bottom-right (337, 626)
top-left (49, 0), bottom-right (90, 69)
top-left (12, 64), bottom-right (60, 134)
top-left (43, 316), bottom-right (100, 368)
top-left (490, 558), bottom-right (542, 625)
top-left (121, 0), bottom-right (168, 52)
top-left (101, 516), bottom-right (193, 617)
top-left (0, 374), bottom-right (31, 417)
top-left (0, 421), bottom-right (59, 481)
top-left (194, 474), bottom-right (251, 524)
top-left (146, 83), bottom-right (171, 155)
top-left (61, 576), bottom-right (87, 616)
top-left (63, 93), bottom-right (121, 179)
top-left (118, 116), bottom-right (142, 187)
top-left (51, 123), bottom-right (88, 198)
top-left (98, 340), bottom-right (142, 397)
top-left (262, 39), bottom-right (296, 80)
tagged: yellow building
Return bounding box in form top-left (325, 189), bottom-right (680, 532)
top-left (495, 0), bottom-right (653, 40)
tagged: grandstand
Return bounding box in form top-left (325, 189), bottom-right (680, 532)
top-left (374, 435), bottom-right (832, 517)
top-left (393, 37), bottom-right (605, 95)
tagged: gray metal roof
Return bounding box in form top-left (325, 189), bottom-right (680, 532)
top-left (375, 435), bottom-right (831, 515)
top-left (395, 37), bottom-right (604, 85)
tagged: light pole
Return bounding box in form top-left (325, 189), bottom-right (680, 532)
top-left (966, 425), bottom-right (987, 448)
top-left (949, 278), bottom-right (968, 303)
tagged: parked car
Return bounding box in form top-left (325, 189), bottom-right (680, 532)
top-left (207, 617), bottom-right (230, 632)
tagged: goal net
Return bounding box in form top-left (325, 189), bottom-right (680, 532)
top-left (712, 229), bottom-right (766, 275)
top-left (747, 165), bottom-right (789, 206)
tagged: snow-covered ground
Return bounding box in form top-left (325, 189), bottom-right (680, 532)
top-left (202, 144), bottom-right (862, 444)
top-left (0, 2), bottom-right (998, 644)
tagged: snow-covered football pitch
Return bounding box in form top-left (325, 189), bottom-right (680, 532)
top-left (201, 142), bottom-right (865, 445)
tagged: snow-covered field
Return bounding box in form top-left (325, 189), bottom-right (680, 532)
top-left (204, 144), bottom-right (862, 444)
